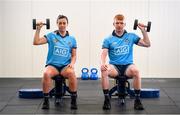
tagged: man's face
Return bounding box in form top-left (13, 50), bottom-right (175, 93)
top-left (57, 18), bottom-right (68, 32)
top-left (113, 19), bottom-right (125, 31)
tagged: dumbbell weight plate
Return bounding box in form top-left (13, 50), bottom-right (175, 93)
top-left (33, 19), bottom-right (36, 30)
top-left (147, 21), bottom-right (151, 32)
top-left (133, 19), bottom-right (138, 30)
top-left (46, 19), bottom-right (50, 29)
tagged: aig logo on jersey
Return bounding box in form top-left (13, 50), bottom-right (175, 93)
top-left (53, 46), bottom-right (69, 57)
top-left (114, 45), bottom-right (129, 55)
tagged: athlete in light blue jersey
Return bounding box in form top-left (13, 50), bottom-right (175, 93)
top-left (45, 31), bottom-right (77, 67)
top-left (102, 31), bottom-right (140, 65)
top-left (33, 15), bottom-right (78, 110)
top-left (101, 14), bottom-right (151, 110)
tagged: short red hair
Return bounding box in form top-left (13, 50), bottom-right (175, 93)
top-left (114, 14), bottom-right (125, 21)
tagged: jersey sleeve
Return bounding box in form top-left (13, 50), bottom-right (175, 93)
top-left (102, 38), bottom-right (109, 49)
top-left (132, 33), bottom-right (140, 45)
top-left (44, 32), bottom-right (52, 43)
top-left (72, 37), bottom-right (77, 49)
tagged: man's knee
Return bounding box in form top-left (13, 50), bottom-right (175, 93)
top-left (43, 71), bottom-right (54, 80)
top-left (130, 68), bottom-right (140, 78)
top-left (63, 68), bottom-right (75, 78)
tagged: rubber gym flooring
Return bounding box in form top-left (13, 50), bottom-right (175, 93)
top-left (0, 78), bottom-right (180, 114)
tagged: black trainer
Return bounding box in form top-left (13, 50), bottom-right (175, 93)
top-left (42, 100), bottom-right (49, 109)
top-left (71, 99), bottom-right (78, 110)
top-left (103, 99), bottom-right (111, 110)
top-left (134, 99), bottom-right (144, 110)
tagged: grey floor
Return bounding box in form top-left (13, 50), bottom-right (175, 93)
top-left (0, 78), bottom-right (180, 114)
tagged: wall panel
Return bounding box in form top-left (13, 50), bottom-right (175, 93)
top-left (0, 0), bottom-right (179, 78)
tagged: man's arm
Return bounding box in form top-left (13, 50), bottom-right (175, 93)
top-left (101, 49), bottom-right (108, 64)
top-left (33, 22), bottom-right (47, 45)
top-left (137, 23), bottom-right (151, 47)
top-left (70, 48), bottom-right (77, 65)
top-left (101, 49), bottom-right (108, 71)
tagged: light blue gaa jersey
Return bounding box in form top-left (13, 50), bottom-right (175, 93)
top-left (45, 31), bottom-right (77, 67)
top-left (102, 30), bottom-right (140, 65)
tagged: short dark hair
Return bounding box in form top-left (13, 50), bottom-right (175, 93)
top-left (57, 15), bottom-right (68, 24)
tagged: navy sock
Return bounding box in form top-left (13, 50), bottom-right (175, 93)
top-left (71, 91), bottom-right (77, 99)
top-left (103, 89), bottom-right (109, 100)
top-left (70, 91), bottom-right (77, 104)
top-left (134, 89), bottom-right (141, 100)
top-left (43, 93), bottom-right (49, 101)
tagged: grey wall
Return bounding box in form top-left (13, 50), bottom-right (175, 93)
top-left (0, 0), bottom-right (180, 78)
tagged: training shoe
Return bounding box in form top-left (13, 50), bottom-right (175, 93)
top-left (134, 99), bottom-right (144, 110)
top-left (71, 99), bottom-right (78, 110)
top-left (103, 99), bottom-right (111, 110)
top-left (42, 100), bottom-right (49, 109)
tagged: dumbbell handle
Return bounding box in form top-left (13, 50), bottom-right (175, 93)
top-left (138, 23), bottom-right (147, 28)
top-left (36, 23), bottom-right (47, 26)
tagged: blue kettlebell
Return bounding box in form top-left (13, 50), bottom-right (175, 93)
top-left (81, 68), bottom-right (89, 80)
top-left (90, 68), bottom-right (98, 80)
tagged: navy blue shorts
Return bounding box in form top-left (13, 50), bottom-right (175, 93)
top-left (45, 64), bottom-right (67, 73)
top-left (113, 64), bottom-right (131, 76)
